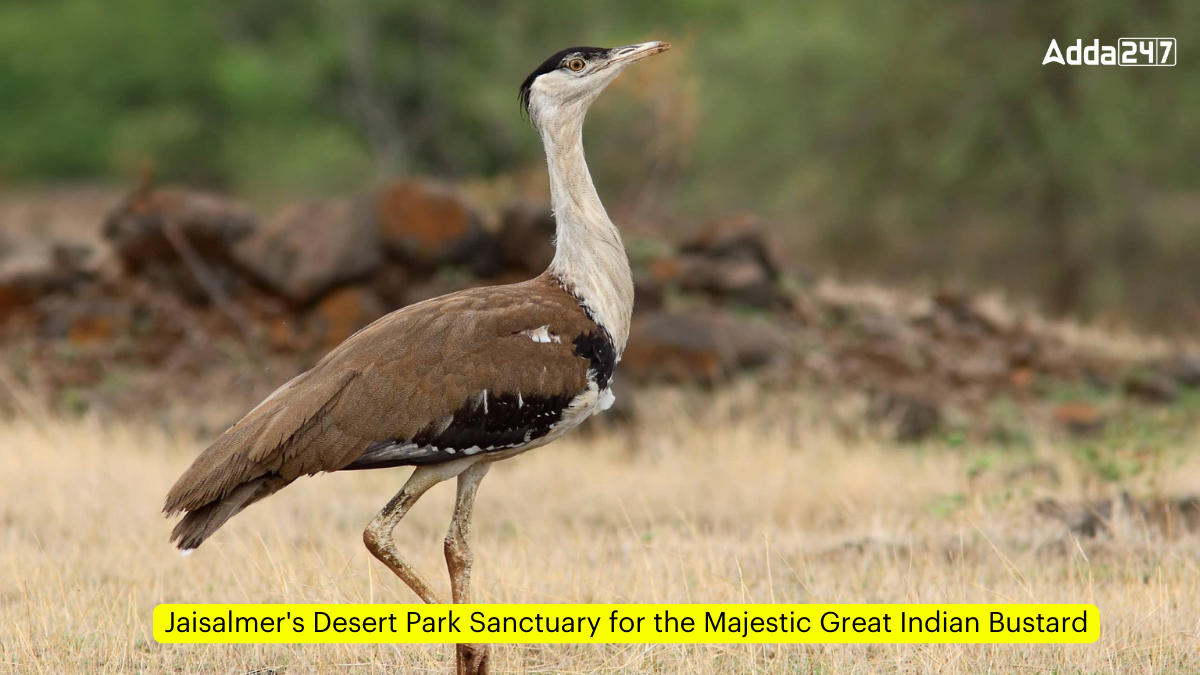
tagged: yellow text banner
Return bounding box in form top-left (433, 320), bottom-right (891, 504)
top-left (153, 603), bottom-right (1099, 644)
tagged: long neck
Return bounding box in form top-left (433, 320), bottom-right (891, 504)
top-left (540, 111), bottom-right (635, 354)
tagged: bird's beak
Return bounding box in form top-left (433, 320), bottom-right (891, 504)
top-left (608, 41), bottom-right (672, 66)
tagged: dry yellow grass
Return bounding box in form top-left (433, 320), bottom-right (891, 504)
top-left (3, 387), bottom-right (1199, 673)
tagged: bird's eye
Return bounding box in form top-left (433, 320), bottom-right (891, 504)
top-left (567, 58), bottom-right (586, 72)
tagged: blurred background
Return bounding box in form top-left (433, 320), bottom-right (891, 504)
top-left (1, 0), bottom-right (1199, 438)
top-left (3, 1), bottom-right (1199, 325)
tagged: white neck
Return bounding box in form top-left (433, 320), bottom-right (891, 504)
top-left (538, 109), bottom-right (634, 354)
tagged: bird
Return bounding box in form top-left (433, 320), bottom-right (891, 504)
top-left (163, 41), bottom-right (671, 674)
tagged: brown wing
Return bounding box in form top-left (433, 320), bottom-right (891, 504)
top-left (163, 275), bottom-right (611, 548)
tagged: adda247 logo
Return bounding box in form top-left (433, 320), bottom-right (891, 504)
top-left (1042, 38), bottom-right (1177, 66)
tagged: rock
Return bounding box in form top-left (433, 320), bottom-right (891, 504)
top-left (305, 286), bottom-right (386, 350)
top-left (233, 199), bottom-right (382, 304)
top-left (370, 263), bottom-right (410, 309)
top-left (101, 185), bottom-right (258, 304)
top-left (375, 179), bottom-right (490, 270)
top-left (1051, 402), bottom-right (1104, 436)
top-left (948, 350), bottom-right (1009, 385)
top-left (622, 311), bottom-right (788, 384)
top-left (929, 288), bottom-right (1000, 336)
top-left (646, 256), bottom-right (684, 285)
top-left (1007, 337), bottom-right (1041, 367)
top-left (0, 243), bottom-right (95, 320)
top-left (632, 276), bottom-right (666, 312)
top-left (1123, 370), bottom-right (1178, 404)
top-left (1008, 366), bottom-right (1035, 389)
top-left (36, 296), bottom-right (132, 347)
top-left (497, 203), bottom-right (555, 274)
top-left (103, 185), bottom-right (257, 268)
top-left (652, 215), bottom-right (790, 308)
top-left (623, 315), bottom-right (723, 383)
top-left (264, 317), bottom-right (305, 352)
top-left (680, 213), bottom-right (783, 278)
top-left (0, 259), bottom-right (52, 318)
top-left (1158, 354), bottom-right (1200, 389)
top-left (657, 253), bottom-right (778, 308)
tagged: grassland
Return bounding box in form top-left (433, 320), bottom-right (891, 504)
top-left (3, 386), bottom-right (1199, 673)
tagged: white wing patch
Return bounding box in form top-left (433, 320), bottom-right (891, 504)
top-left (598, 387), bottom-right (615, 411)
top-left (522, 325), bottom-right (561, 344)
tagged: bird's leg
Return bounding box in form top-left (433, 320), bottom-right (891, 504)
top-left (445, 461), bottom-right (491, 675)
top-left (363, 466), bottom-right (446, 604)
top-left (445, 462), bottom-right (490, 603)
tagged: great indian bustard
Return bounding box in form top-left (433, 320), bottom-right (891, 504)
top-left (164, 41), bottom-right (670, 673)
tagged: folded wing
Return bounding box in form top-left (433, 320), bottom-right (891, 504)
top-left (163, 275), bottom-right (614, 549)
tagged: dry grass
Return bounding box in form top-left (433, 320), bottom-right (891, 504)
top-left (3, 388), bottom-right (1199, 673)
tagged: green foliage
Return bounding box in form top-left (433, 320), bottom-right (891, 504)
top-left (689, 1), bottom-right (1200, 326)
top-left (1, 1), bottom-right (1197, 326)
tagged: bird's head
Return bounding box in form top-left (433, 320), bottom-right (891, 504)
top-left (519, 41), bottom-right (671, 127)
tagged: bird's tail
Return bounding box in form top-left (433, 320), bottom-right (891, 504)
top-left (163, 367), bottom-right (358, 552)
top-left (168, 476), bottom-right (283, 552)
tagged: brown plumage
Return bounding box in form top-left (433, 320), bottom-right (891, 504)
top-left (164, 274), bottom-right (606, 548)
top-left (164, 41), bottom-right (671, 675)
